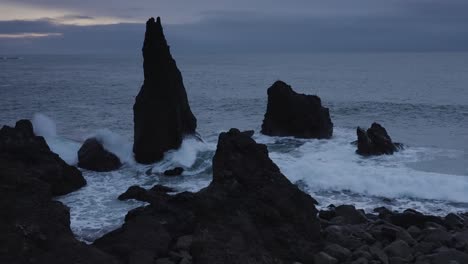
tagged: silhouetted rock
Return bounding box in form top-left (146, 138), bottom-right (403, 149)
top-left (95, 128), bottom-right (322, 263)
top-left (0, 120), bottom-right (85, 195)
top-left (164, 167), bottom-right (184, 176)
top-left (0, 120), bottom-right (117, 264)
top-left (78, 138), bottom-right (122, 172)
top-left (356, 123), bottom-right (402, 156)
top-left (118, 184), bottom-right (175, 203)
top-left (261, 80), bottom-right (333, 139)
top-left (133, 17), bottom-right (197, 164)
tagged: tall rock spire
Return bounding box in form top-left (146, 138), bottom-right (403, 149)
top-left (133, 17), bottom-right (197, 164)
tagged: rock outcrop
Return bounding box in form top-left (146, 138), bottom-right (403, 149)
top-left (0, 120), bottom-right (85, 195)
top-left (0, 120), bottom-right (117, 264)
top-left (78, 138), bottom-right (122, 172)
top-left (261, 80), bottom-right (333, 139)
top-left (133, 17), bottom-right (197, 164)
top-left (163, 167), bottom-right (184, 176)
top-left (356, 122), bottom-right (402, 156)
top-left (95, 128), bottom-right (322, 263)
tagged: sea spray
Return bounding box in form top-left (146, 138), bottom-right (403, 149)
top-left (32, 113), bottom-right (80, 165)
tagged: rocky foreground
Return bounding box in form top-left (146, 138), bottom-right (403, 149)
top-left (1, 121), bottom-right (468, 264)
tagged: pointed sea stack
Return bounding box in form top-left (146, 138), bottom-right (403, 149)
top-left (133, 17), bottom-right (197, 164)
top-left (261, 80), bottom-right (333, 139)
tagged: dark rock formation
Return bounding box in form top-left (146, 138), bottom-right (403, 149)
top-left (0, 120), bottom-right (117, 264)
top-left (0, 120), bottom-right (85, 195)
top-left (95, 128), bottom-right (322, 263)
top-left (163, 167), bottom-right (184, 176)
top-left (78, 138), bottom-right (122, 172)
top-left (356, 122), bottom-right (402, 156)
top-left (133, 17), bottom-right (197, 164)
top-left (261, 80), bottom-right (333, 139)
top-left (118, 184), bottom-right (175, 203)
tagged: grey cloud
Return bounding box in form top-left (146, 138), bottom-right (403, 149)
top-left (1, 0), bottom-right (467, 54)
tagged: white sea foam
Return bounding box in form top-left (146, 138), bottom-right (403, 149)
top-left (264, 128), bottom-right (468, 206)
top-left (86, 129), bottom-right (134, 165)
top-left (32, 113), bottom-right (80, 164)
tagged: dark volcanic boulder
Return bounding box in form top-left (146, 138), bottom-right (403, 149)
top-left (78, 138), bottom-right (122, 172)
top-left (0, 120), bottom-right (85, 195)
top-left (133, 17), bottom-right (197, 164)
top-left (261, 80), bottom-right (333, 139)
top-left (95, 128), bottom-right (322, 263)
top-left (163, 167), bottom-right (184, 176)
top-left (356, 123), bottom-right (402, 156)
top-left (0, 120), bottom-right (117, 264)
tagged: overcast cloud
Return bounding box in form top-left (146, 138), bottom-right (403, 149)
top-left (0, 0), bottom-right (467, 54)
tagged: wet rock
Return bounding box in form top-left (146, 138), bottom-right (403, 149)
top-left (95, 128), bottom-right (322, 263)
top-left (164, 167), bottom-right (184, 176)
top-left (175, 235), bottom-right (193, 251)
top-left (390, 209), bottom-right (443, 229)
top-left (133, 17), bottom-right (197, 164)
top-left (383, 240), bottom-right (412, 260)
top-left (261, 80), bottom-right (333, 139)
top-left (0, 120), bottom-right (117, 263)
top-left (118, 184), bottom-right (174, 203)
top-left (334, 205), bottom-right (368, 225)
top-left (422, 249), bottom-right (468, 264)
top-left (356, 123), bottom-right (402, 156)
top-left (324, 243), bottom-right (351, 262)
top-left (0, 119), bottom-right (85, 195)
top-left (444, 213), bottom-right (465, 230)
top-left (78, 138), bottom-right (122, 172)
top-left (314, 252), bottom-right (338, 264)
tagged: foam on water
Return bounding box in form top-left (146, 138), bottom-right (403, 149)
top-left (32, 113), bottom-right (80, 164)
top-left (261, 128), bottom-right (468, 214)
top-left (57, 136), bottom-right (215, 243)
top-left (86, 128), bottom-right (135, 165)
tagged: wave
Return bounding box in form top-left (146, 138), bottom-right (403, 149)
top-left (263, 128), bottom-right (468, 204)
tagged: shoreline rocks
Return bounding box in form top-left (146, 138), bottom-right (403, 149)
top-left (78, 138), bottom-right (122, 172)
top-left (261, 80), bottom-right (333, 139)
top-left (356, 122), bottom-right (403, 156)
top-left (0, 120), bottom-right (117, 264)
top-left (95, 128), bottom-right (322, 263)
top-left (133, 17), bottom-right (197, 164)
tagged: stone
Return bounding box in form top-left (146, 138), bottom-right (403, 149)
top-left (95, 128), bottom-right (322, 263)
top-left (261, 80), bottom-right (333, 139)
top-left (314, 252), bottom-right (338, 264)
top-left (356, 123), bottom-right (402, 156)
top-left (133, 17), bottom-right (197, 164)
top-left (164, 167), bottom-right (184, 176)
top-left (383, 240), bottom-right (412, 260)
top-left (78, 138), bottom-right (122, 172)
top-left (324, 243), bottom-right (352, 261)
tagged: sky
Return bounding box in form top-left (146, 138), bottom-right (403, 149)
top-left (1, 0), bottom-right (468, 54)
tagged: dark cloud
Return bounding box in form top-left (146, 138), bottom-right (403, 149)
top-left (1, 0), bottom-right (467, 54)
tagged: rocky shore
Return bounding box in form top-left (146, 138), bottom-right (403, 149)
top-left (1, 16), bottom-right (467, 264)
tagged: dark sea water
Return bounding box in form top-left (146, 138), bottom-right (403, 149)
top-left (1, 52), bottom-right (467, 243)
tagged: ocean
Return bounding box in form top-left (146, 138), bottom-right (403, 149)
top-left (1, 52), bottom-right (467, 243)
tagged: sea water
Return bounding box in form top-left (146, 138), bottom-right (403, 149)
top-left (1, 52), bottom-right (467, 243)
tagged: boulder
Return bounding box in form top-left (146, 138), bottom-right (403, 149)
top-left (0, 120), bottom-right (85, 195)
top-left (261, 80), bottom-right (333, 139)
top-left (0, 120), bottom-right (117, 264)
top-left (164, 167), bottom-right (184, 176)
top-left (133, 17), bottom-right (197, 164)
top-left (356, 123), bottom-right (402, 156)
top-left (95, 128), bottom-right (322, 263)
top-left (78, 138), bottom-right (121, 172)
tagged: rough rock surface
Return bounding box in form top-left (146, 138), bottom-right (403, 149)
top-left (95, 128), bottom-right (322, 264)
top-left (133, 17), bottom-right (197, 164)
top-left (261, 80), bottom-right (333, 139)
top-left (0, 120), bottom-right (117, 264)
top-left (163, 167), bottom-right (184, 176)
top-left (317, 205), bottom-right (468, 264)
top-left (356, 122), bottom-right (402, 156)
top-left (78, 138), bottom-right (122, 172)
top-left (0, 120), bottom-right (85, 195)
